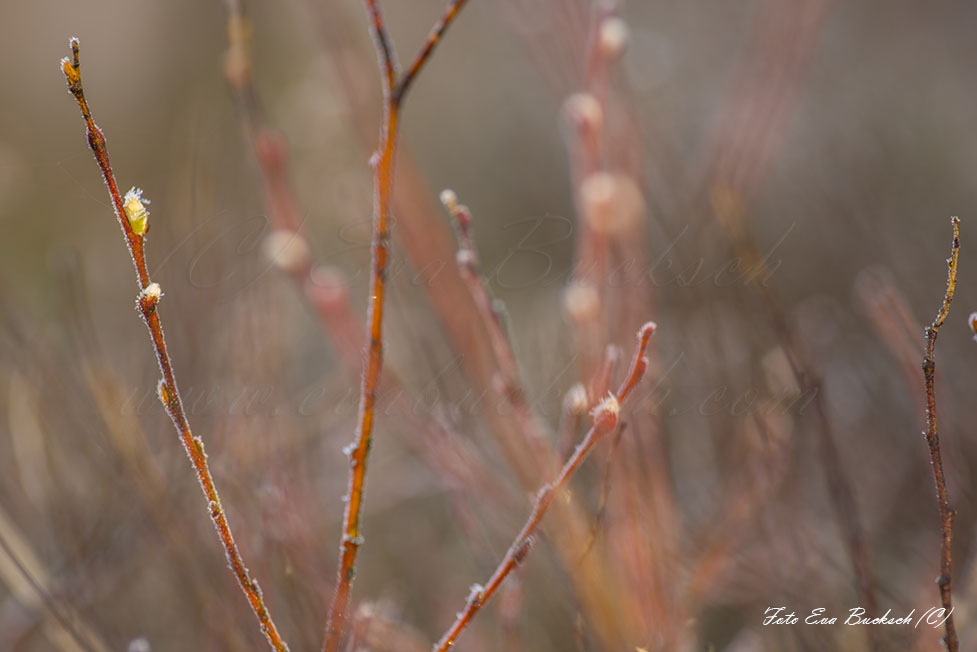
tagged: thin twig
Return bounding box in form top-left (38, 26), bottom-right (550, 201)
top-left (220, 2), bottom-right (509, 518)
top-left (432, 321), bottom-right (656, 652)
top-left (437, 187), bottom-right (637, 644)
top-left (440, 191), bottom-right (554, 475)
top-left (394, 0), bottom-right (469, 104)
top-left (694, 3), bottom-right (881, 634)
top-left (711, 188), bottom-right (880, 642)
top-left (922, 216), bottom-right (960, 652)
top-left (60, 40), bottom-right (290, 652)
top-left (321, 2), bottom-right (469, 650)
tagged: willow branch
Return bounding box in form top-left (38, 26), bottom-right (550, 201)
top-left (394, 0), bottom-right (469, 105)
top-left (922, 216), bottom-right (960, 652)
top-left (322, 2), bottom-right (469, 650)
top-left (440, 191), bottom-right (554, 475)
top-left (60, 39), bottom-right (290, 652)
top-left (432, 321), bottom-right (657, 652)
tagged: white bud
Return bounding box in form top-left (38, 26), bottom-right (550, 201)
top-left (137, 282), bottom-right (162, 311)
top-left (563, 281), bottom-right (600, 322)
top-left (456, 248), bottom-right (476, 269)
top-left (308, 266), bottom-right (347, 304)
top-left (127, 638), bottom-right (151, 652)
top-left (440, 189), bottom-right (459, 213)
top-left (262, 230), bottom-right (310, 274)
top-left (563, 383), bottom-right (589, 416)
top-left (579, 172), bottom-right (645, 234)
top-left (562, 93), bottom-right (603, 134)
top-left (598, 17), bottom-right (629, 58)
top-left (142, 282), bottom-right (161, 300)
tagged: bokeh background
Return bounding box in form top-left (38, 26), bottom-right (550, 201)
top-left (3, 0), bottom-right (977, 650)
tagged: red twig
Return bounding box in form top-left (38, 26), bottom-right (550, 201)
top-left (440, 191), bottom-right (555, 476)
top-left (219, 2), bottom-right (508, 518)
top-left (432, 321), bottom-right (657, 652)
top-left (921, 216), bottom-right (960, 652)
top-left (394, 0), bottom-right (468, 104)
top-left (697, 1), bottom-right (878, 623)
top-left (322, 2), bottom-right (469, 650)
top-left (60, 39), bottom-right (290, 652)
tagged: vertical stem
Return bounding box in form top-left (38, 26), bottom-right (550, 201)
top-left (322, 98), bottom-right (399, 651)
top-left (61, 40), bottom-right (290, 652)
top-left (922, 216), bottom-right (960, 652)
top-left (322, 2), bottom-right (469, 648)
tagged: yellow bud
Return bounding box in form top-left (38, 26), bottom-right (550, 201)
top-left (123, 187), bottom-right (150, 236)
top-left (157, 378), bottom-right (171, 408)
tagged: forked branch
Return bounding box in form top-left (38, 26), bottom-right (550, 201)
top-left (394, 0), bottom-right (468, 104)
top-left (60, 40), bottom-right (290, 652)
top-left (922, 216), bottom-right (960, 652)
top-left (322, 2), bottom-right (469, 651)
top-left (432, 321), bottom-right (657, 652)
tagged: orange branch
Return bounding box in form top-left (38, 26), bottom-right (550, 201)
top-left (321, 2), bottom-right (470, 649)
top-left (60, 39), bottom-right (290, 652)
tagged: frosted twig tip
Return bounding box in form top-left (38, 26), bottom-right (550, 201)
top-left (639, 321), bottom-right (658, 339)
top-left (63, 38), bottom-right (81, 74)
top-left (439, 189), bottom-right (458, 212)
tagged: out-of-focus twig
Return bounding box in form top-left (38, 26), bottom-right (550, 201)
top-left (220, 1), bottom-right (510, 514)
top-left (432, 322), bottom-right (657, 652)
top-left (856, 267), bottom-right (926, 401)
top-left (440, 190), bottom-right (554, 477)
top-left (921, 216), bottom-right (960, 652)
top-left (0, 502), bottom-right (109, 652)
top-left (699, 2), bottom-right (879, 642)
top-left (298, 0), bottom-right (551, 497)
top-left (349, 602), bottom-right (429, 652)
top-left (60, 40), bottom-right (290, 652)
top-left (559, 9), bottom-right (675, 643)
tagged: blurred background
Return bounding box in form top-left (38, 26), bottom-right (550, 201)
top-left (2, 0), bottom-right (977, 650)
